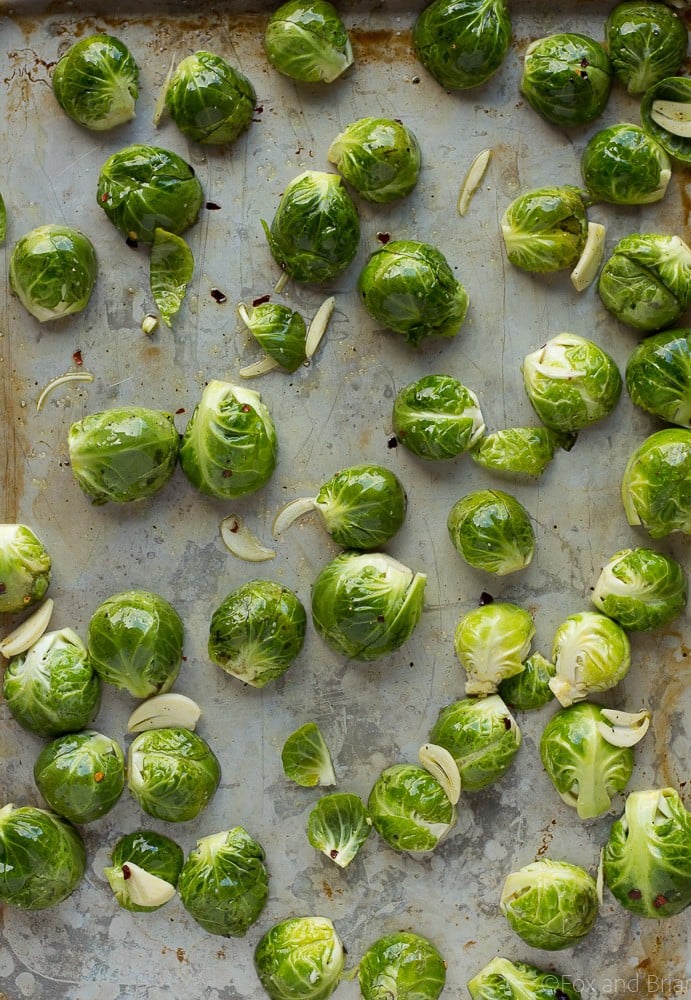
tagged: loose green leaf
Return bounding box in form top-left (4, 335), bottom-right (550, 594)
top-left (281, 722), bottom-right (336, 787)
top-left (150, 228), bottom-right (194, 328)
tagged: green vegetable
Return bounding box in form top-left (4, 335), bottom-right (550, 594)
top-left (254, 915), bottom-right (345, 1000)
top-left (603, 787), bottom-right (691, 918)
top-left (262, 170), bottom-right (360, 283)
top-left (281, 722), bottom-right (336, 787)
top-left (368, 763), bottom-right (457, 853)
top-left (641, 76), bottom-right (691, 166)
top-left (592, 547), bottom-right (687, 630)
top-left (581, 123), bottom-right (671, 205)
top-left (164, 50), bottom-right (255, 145)
top-left (311, 551), bottom-right (426, 661)
top-left (358, 240), bottom-right (469, 346)
top-left (33, 730), bottom-right (125, 825)
top-left (606, 2), bottom-right (688, 95)
top-left (87, 590), bottom-right (184, 698)
top-left (52, 33), bottom-right (139, 130)
top-left (520, 33), bottom-right (612, 126)
top-left (104, 830), bottom-right (183, 912)
top-left (208, 579), bottom-right (307, 687)
top-left (150, 227), bottom-right (194, 327)
top-left (68, 406), bottom-right (180, 505)
top-left (306, 793), bottom-right (371, 867)
top-left (0, 524), bottom-right (51, 614)
top-left (472, 426), bottom-right (573, 478)
top-left (327, 117), bottom-right (421, 203)
top-left (467, 956), bottom-right (582, 1000)
top-left (413, 0), bottom-right (511, 91)
top-left (179, 380), bottom-right (278, 499)
top-left (239, 302), bottom-right (307, 372)
top-left (500, 186), bottom-right (589, 273)
top-left (447, 489), bottom-right (535, 575)
top-left (454, 602), bottom-right (534, 696)
top-left (179, 827), bottom-right (269, 935)
top-left (621, 428), bottom-right (691, 538)
top-left (9, 224), bottom-right (97, 322)
top-left (127, 726), bottom-right (221, 822)
top-left (625, 328), bottom-right (691, 427)
top-left (498, 652), bottom-right (555, 710)
top-left (598, 233), bottom-right (691, 332)
top-left (428, 694), bottom-right (521, 791)
top-left (0, 803), bottom-right (86, 910)
top-left (500, 858), bottom-right (599, 950)
top-left (392, 374), bottom-right (485, 460)
top-left (358, 932), bottom-right (446, 1000)
top-left (97, 144), bottom-right (204, 244)
top-left (264, 0), bottom-right (353, 83)
top-left (549, 610), bottom-right (631, 706)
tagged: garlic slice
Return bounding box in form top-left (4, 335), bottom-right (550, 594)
top-left (597, 708), bottom-right (651, 747)
top-left (220, 514), bottom-right (276, 561)
top-left (272, 497), bottom-right (318, 538)
top-left (36, 372), bottom-right (94, 412)
top-left (152, 52), bottom-right (177, 127)
top-left (458, 148), bottom-right (492, 216)
top-left (239, 356), bottom-right (280, 379)
top-left (651, 99), bottom-right (691, 138)
top-left (127, 692), bottom-right (202, 733)
top-left (570, 222), bottom-right (606, 292)
top-left (121, 862), bottom-right (176, 908)
top-left (305, 296), bottom-right (336, 360)
top-left (274, 271), bottom-right (290, 294)
top-left (419, 743), bottom-right (462, 805)
top-left (596, 848), bottom-right (605, 908)
top-left (0, 598), bottom-right (54, 658)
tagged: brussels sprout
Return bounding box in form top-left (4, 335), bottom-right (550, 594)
top-left (127, 726), bottom-right (221, 822)
top-left (150, 227), bottom-right (194, 328)
top-left (3, 628), bottom-right (100, 737)
top-left (522, 333), bottom-right (622, 433)
top-left (357, 240), bottom-right (469, 346)
top-left (208, 579), bottom-right (307, 687)
top-left (592, 547), bottom-right (687, 630)
top-left (603, 787), bottom-right (691, 918)
top-left (520, 33), bottom-right (612, 127)
top-left (307, 793), bottom-right (371, 867)
top-left (368, 763), bottom-right (457, 853)
top-left (179, 827), bottom-right (269, 936)
top-left (311, 551), bottom-right (426, 662)
top-left (179, 380), bottom-right (278, 499)
top-left (498, 652), bottom-right (556, 710)
top-left (87, 590), bottom-right (184, 698)
top-left (500, 858), bottom-right (599, 950)
top-left (0, 803), bottom-right (86, 910)
top-left (97, 144), bottom-right (204, 244)
top-left (164, 51), bottom-right (255, 145)
top-left (625, 328), bottom-right (691, 427)
top-left (104, 830), bottom-right (184, 912)
top-left (68, 407), bottom-right (180, 505)
top-left (641, 76), bottom-right (691, 166)
top-left (454, 602), bottom-right (535, 696)
top-left (392, 375), bottom-right (485, 460)
top-left (606, 2), bottom-right (688, 95)
top-left (281, 722), bottom-right (336, 787)
top-left (471, 426), bottom-right (574, 478)
top-left (264, 0), bottom-right (353, 84)
top-left (467, 956), bottom-right (582, 1000)
top-left (34, 730), bottom-right (125, 825)
top-left (52, 34), bottom-right (139, 130)
top-left (413, 0), bottom-right (511, 91)
top-left (581, 124), bottom-right (671, 205)
top-left (262, 170), bottom-right (360, 283)
top-left (428, 694), bottom-right (521, 791)
top-left (9, 224), bottom-right (97, 323)
top-left (500, 186), bottom-right (589, 274)
top-left (358, 932), bottom-right (447, 1000)
top-left (238, 302), bottom-right (307, 373)
top-left (598, 233), bottom-right (691, 332)
top-left (0, 524), bottom-right (51, 614)
top-left (327, 117), bottom-right (421, 203)
top-left (549, 610), bottom-right (631, 707)
top-left (447, 489), bottom-right (535, 576)
top-left (254, 915), bottom-right (345, 1000)
top-left (621, 428), bottom-right (691, 538)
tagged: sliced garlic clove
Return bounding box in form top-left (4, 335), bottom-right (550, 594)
top-left (419, 743), bottom-right (462, 805)
top-left (305, 296), bottom-right (336, 360)
top-left (651, 99), bottom-right (691, 138)
top-left (570, 221), bottom-right (606, 292)
top-left (0, 599), bottom-right (54, 658)
top-left (152, 52), bottom-right (177, 127)
top-left (458, 147), bottom-right (492, 216)
top-left (548, 675), bottom-right (577, 708)
top-left (238, 356), bottom-right (281, 379)
top-left (37, 372), bottom-right (95, 412)
top-left (596, 848), bottom-right (605, 908)
top-left (121, 862), bottom-right (176, 908)
top-left (272, 497), bottom-right (318, 538)
top-left (597, 708), bottom-right (651, 747)
top-left (220, 514), bottom-right (276, 562)
top-left (127, 692), bottom-right (202, 733)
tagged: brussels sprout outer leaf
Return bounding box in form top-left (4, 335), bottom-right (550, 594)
top-left (413, 0), bottom-right (512, 91)
top-left (327, 117), bottom-right (421, 203)
top-left (0, 803), bottom-right (86, 910)
top-left (500, 858), bottom-right (599, 950)
top-left (358, 931), bottom-right (447, 1000)
top-left (307, 793), bottom-right (372, 867)
top-left (164, 51), bottom-right (256, 145)
top-left (620, 428), bottom-right (691, 538)
top-left (393, 375), bottom-right (485, 460)
top-left (606, 4), bottom-right (688, 95)
top-left (625, 329), bottom-right (691, 428)
top-left (9, 224), bottom-right (97, 323)
top-left (314, 464), bottom-right (407, 549)
top-left (254, 915), bottom-right (345, 1000)
top-left (367, 763), bottom-right (456, 853)
top-left (264, 0), bottom-right (353, 84)
top-left (0, 524), bottom-right (52, 614)
top-left (33, 729), bottom-right (126, 824)
top-left (592, 547), bottom-right (687, 630)
top-left (150, 228), bottom-right (194, 327)
top-left (520, 33), bottom-right (612, 126)
top-left (467, 956), bottom-right (583, 1000)
top-left (447, 489), bottom-right (535, 576)
top-left (281, 722), bottom-right (336, 787)
top-left (52, 33), bottom-right (139, 130)
top-left (105, 829), bottom-right (184, 912)
top-left (428, 695), bottom-right (521, 791)
top-left (127, 727), bottom-right (221, 822)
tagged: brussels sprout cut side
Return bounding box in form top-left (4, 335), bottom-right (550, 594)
top-left (454, 602), bottom-right (535, 696)
top-left (104, 830), bottom-right (184, 912)
top-left (264, 0), bottom-right (353, 84)
top-left (0, 803), bottom-right (86, 910)
top-left (621, 428), bottom-right (691, 538)
top-left (34, 729), bottom-right (125, 825)
top-left (392, 374), bottom-right (485, 460)
top-left (358, 932), bottom-right (447, 1000)
top-left (9, 224), bottom-right (97, 323)
top-left (448, 489), bottom-right (535, 576)
top-left (549, 610), bottom-right (631, 706)
top-left (164, 51), bottom-right (256, 145)
top-left (281, 722), bottom-right (336, 787)
top-left (500, 186), bottom-right (589, 274)
top-left (500, 858), bottom-right (599, 950)
top-left (0, 524), bottom-right (52, 614)
top-left (592, 547), bottom-right (687, 630)
top-left (254, 915), bottom-right (345, 1000)
top-left (413, 0), bottom-right (512, 91)
top-left (641, 76), bottom-right (691, 166)
top-left (625, 328), bottom-right (691, 428)
top-left (307, 793), bottom-right (372, 867)
top-left (428, 694), bottom-right (522, 791)
top-left (52, 34), bottom-right (139, 130)
top-left (368, 763), bottom-right (457, 854)
top-left (581, 124), bottom-right (671, 205)
top-left (127, 727), bottom-right (221, 823)
top-left (467, 956), bottom-right (583, 1000)
top-left (606, 2), bottom-right (688, 95)
top-left (520, 33), bottom-right (612, 127)
top-left (327, 117), bottom-right (421, 203)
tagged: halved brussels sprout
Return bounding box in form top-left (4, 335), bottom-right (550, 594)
top-left (9, 224), bottom-right (97, 323)
top-left (264, 1), bottom-right (353, 84)
top-left (500, 858), bottom-right (599, 950)
top-left (327, 117), bottom-right (421, 203)
top-left (498, 652), bottom-right (555, 710)
top-left (598, 233), bottom-right (691, 332)
top-left (358, 240), bottom-right (469, 346)
top-left (150, 227), bottom-right (194, 328)
top-left (621, 428), bottom-right (691, 538)
top-left (127, 726), bottom-right (221, 822)
top-left (592, 547), bottom-right (687, 630)
top-left (448, 489), bottom-right (535, 576)
top-left (164, 51), bottom-right (256, 145)
top-left (471, 426), bottom-right (574, 478)
top-left (521, 33), bottom-right (612, 126)
top-left (34, 729), bottom-right (125, 825)
top-left (392, 375), bottom-right (485, 460)
top-left (52, 34), bottom-right (139, 130)
top-left (500, 186), bottom-right (589, 273)
top-left (208, 579), bottom-right (307, 687)
top-left (454, 602), bottom-right (534, 696)
top-left (641, 76), bottom-right (691, 165)
top-left (0, 524), bottom-right (51, 614)
top-left (358, 932), bottom-right (447, 1000)
top-left (254, 915), bottom-right (345, 1000)
top-left (0, 803), bottom-right (86, 910)
top-left (467, 956), bottom-right (583, 1000)
top-left (368, 763), bottom-right (457, 853)
top-left (581, 124), bottom-right (671, 205)
top-left (311, 551), bottom-right (426, 661)
top-left (281, 722), bottom-right (336, 787)
top-left (606, 2), bottom-right (688, 95)
top-left (307, 793), bottom-right (372, 867)
top-left (428, 694), bottom-right (521, 791)
top-left (625, 328), bottom-right (691, 427)
top-left (413, 0), bottom-right (511, 91)
top-left (549, 610), bottom-right (631, 706)
top-left (238, 301), bottom-right (307, 373)
top-left (104, 830), bottom-right (184, 912)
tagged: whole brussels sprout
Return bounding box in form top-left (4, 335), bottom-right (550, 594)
top-left (358, 932), bottom-right (447, 1000)
top-left (9, 224), bottom-right (97, 323)
top-left (454, 601), bottom-right (535, 696)
top-left (520, 33), bottom-right (612, 126)
top-left (239, 301), bottom-right (307, 373)
top-left (87, 590), bottom-right (184, 698)
top-left (598, 233), bottom-right (691, 332)
top-left (549, 610), bottom-right (631, 706)
top-left (311, 551), bottom-right (426, 661)
top-left (97, 144), bottom-right (204, 244)
top-left (500, 186), bottom-right (589, 274)
top-left (467, 956), bottom-right (583, 1000)
top-left (641, 76), bottom-right (691, 166)
top-left (306, 793), bottom-right (371, 868)
top-left (392, 375), bottom-right (485, 460)
top-left (68, 407), bottom-right (180, 505)
top-left (428, 694), bottom-right (521, 791)
top-left (625, 328), bottom-right (691, 427)
top-left (581, 124), bottom-right (671, 205)
top-left (413, 0), bottom-right (511, 91)
top-left (3, 628), bottom-right (101, 737)
top-left (606, 2), bottom-right (688, 95)
top-left (52, 34), bottom-right (139, 130)
top-left (0, 803), bottom-right (86, 910)
top-left (262, 170), bottom-right (360, 283)
top-left (621, 428), bottom-right (691, 538)
top-left (34, 730), bottom-right (125, 825)
top-left (127, 726), bottom-right (221, 822)
top-left (448, 489), bottom-right (535, 576)
top-left (358, 240), bottom-right (469, 346)
top-left (592, 547), bottom-right (687, 630)
top-left (498, 652), bottom-right (555, 710)
top-left (500, 858), bottom-right (599, 950)
top-left (254, 915), bottom-right (345, 1000)
top-left (327, 117), bottom-right (421, 203)
top-left (368, 763), bottom-right (457, 853)
top-left (263, 1), bottom-right (353, 84)
top-left (471, 426), bottom-right (574, 478)
top-left (0, 524), bottom-right (51, 614)
top-left (164, 51), bottom-right (256, 145)
top-left (104, 830), bottom-right (184, 912)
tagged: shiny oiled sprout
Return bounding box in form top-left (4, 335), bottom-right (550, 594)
top-left (150, 227), bottom-right (194, 328)
top-left (580, 124), bottom-right (671, 205)
top-left (592, 547), bottom-right (687, 631)
top-left (498, 652), bottom-right (555, 711)
top-left (0, 804), bottom-right (86, 910)
top-left (447, 489), bottom-right (535, 576)
top-left (625, 328), bottom-right (691, 428)
top-left (428, 694), bottom-right (521, 791)
top-left (238, 301), bottom-right (307, 374)
top-left (306, 793), bottom-right (372, 868)
top-left (454, 602), bottom-right (535, 696)
top-left (0, 597), bottom-right (53, 659)
top-left (52, 34), bottom-right (139, 130)
top-left (327, 117), bottom-right (421, 203)
top-left (33, 730), bottom-right (125, 825)
top-left (358, 932), bottom-right (447, 1000)
top-left (472, 426), bottom-right (574, 478)
top-left (549, 610), bottom-right (631, 707)
top-left (606, 2), bottom-right (688, 95)
top-left (413, 0), bottom-right (512, 91)
top-left (281, 722), bottom-right (336, 787)
top-left (0, 524), bottom-right (51, 614)
top-left (104, 830), bottom-right (183, 912)
top-left (164, 51), bottom-right (256, 145)
top-left (520, 33), bottom-right (612, 126)
top-left (127, 726), bottom-right (221, 823)
top-left (367, 763), bottom-right (457, 854)
top-left (500, 858), bottom-right (599, 950)
top-left (500, 186), bottom-right (589, 273)
top-left (254, 915), bottom-right (345, 1000)
top-left (620, 428), bottom-right (691, 538)
top-left (467, 956), bottom-right (583, 1000)
top-left (641, 76), bottom-right (691, 165)
top-left (264, 0), bottom-right (353, 84)
top-left (9, 224), bottom-right (97, 323)
top-left (392, 374), bottom-right (485, 460)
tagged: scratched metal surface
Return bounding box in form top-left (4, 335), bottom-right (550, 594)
top-left (0, 2), bottom-right (689, 998)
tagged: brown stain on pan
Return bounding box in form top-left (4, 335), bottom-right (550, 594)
top-left (351, 28), bottom-right (415, 66)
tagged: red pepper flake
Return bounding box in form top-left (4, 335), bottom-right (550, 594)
top-left (94, 771), bottom-right (104, 782)
top-left (122, 864), bottom-right (131, 880)
top-left (101, 192), bottom-right (109, 202)
top-left (73, 349), bottom-right (83, 366)
top-left (211, 288), bottom-right (227, 304)
top-left (376, 232), bottom-right (391, 244)
top-left (255, 105), bottom-right (264, 114)
top-left (330, 850), bottom-right (339, 859)
top-left (628, 888), bottom-right (642, 900)
top-left (252, 294), bottom-right (271, 307)
top-left (653, 894), bottom-right (668, 909)
top-left (222, 470), bottom-right (233, 478)
top-left (175, 407), bottom-right (186, 415)
top-left (241, 404), bottom-right (251, 412)
top-left (503, 716), bottom-right (512, 730)
top-left (0, 583), bottom-right (6, 595)
top-left (377, 614), bottom-right (385, 622)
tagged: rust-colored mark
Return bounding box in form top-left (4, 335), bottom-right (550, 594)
top-left (176, 947), bottom-right (186, 964)
top-left (322, 880), bottom-right (334, 901)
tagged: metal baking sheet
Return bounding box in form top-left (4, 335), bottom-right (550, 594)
top-left (0, 2), bottom-right (689, 998)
